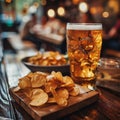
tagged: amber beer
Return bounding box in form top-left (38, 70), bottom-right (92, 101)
top-left (66, 23), bottom-right (102, 87)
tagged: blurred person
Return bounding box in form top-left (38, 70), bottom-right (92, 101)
top-left (45, 17), bottom-right (66, 53)
top-left (77, 11), bottom-right (95, 23)
top-left (20, 13), bottom-right (41, 49)
top-left (44, 17), bottom-right (66, 53)
top-left (43, 17), bottom-right (66, 35)
top-left (20, 13), bottom-right (37, 39)
top-left (103, 13), bottom-right (120, 51)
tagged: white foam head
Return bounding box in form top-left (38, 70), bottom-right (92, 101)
top-left (67, 23), bottom-right (102, 30)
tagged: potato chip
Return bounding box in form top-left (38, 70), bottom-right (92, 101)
top-left (16, 71), bottom-right (81, 107)
top-left (26, 72), bottom-right (34, 79)
top-left (44, 81), bottom-right (57, 93)
top-left (47, 97), bottom-right (56, 103)
top-left (40, 60), bottom-right (49, 66)
top-left (60, 76), bottom-right (74, 88)
top-left (51, 71), bottom-right (63, 84)
top-left (56, 97), bottom-right (68, 107)
top-left (46, 74), bottom-right (54, 81)
top-left (31, 72), bottom-right (47, 88)
top-left (13, 86), bottom-right (20, 92)
top-left (69, 84), bottom-right (80, 96)
top-left (56, 88), bottom-right (69, 99)
top-left (56, 55), bottom-right (62, 60)
top-left (31, 88), bottom-right (44, 97)
top-left (30, 91), bottom-right (48, 106)
top-left (28, 51), bottom-right (67, 66)
top-left (49, 60), bottom-right (57, 65)
top-left (18, 76), bottom-right (31, 89)
top-left (51, 88), bottom-right (68, 107)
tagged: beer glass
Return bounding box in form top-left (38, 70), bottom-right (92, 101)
top-left (66, 23), bottom-right (102, 88)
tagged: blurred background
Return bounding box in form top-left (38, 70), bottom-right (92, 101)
top-left (0, 0), bottom-right (120, 57)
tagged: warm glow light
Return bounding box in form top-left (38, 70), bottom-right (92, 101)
top-left (90, 7), bottom-right (97, 14)
top-left (57, 7), bottom-right (65, 16)
top-left (72, 0), bottom-right (80, 5)
top-left (102, 11), bottom-right (109, 18)
top-left (33, 2), bottom-right (39, 8)
top-left (108, 0), bottom-right (119, 13)
top-left (47, 9), bottom-right (55, 18)
top-left (41, 0), bottom-right (47, 6)
top-left (6, 0), bottom-right (12, 3)
top-left (79, 2), bottom-right (88, 13)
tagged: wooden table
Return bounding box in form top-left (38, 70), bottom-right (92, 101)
top-left (10, 86), bottom-right (119, 120)
top-left (0, 53), bottom-right (120, 120)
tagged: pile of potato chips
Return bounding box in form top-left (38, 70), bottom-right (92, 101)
top-left (14, 71), bottom-right (80, 107)
top-left (28, 51), bottom-right (67, 66)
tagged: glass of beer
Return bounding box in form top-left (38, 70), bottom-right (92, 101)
top-left (66, 23), bottom-right (102, 89)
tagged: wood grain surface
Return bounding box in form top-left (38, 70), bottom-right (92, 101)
top-left (96, 79), bottom-right (120, 93)
top-left (9, 89), bottom-right (98, 120)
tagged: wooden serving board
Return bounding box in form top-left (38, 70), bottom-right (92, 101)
top-left (9, 88), bottom-right (98, 120)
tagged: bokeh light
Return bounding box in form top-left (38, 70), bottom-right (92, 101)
top-left (33, 2), bottom-right (39, 8)
top-left (102, 11), bottom-right (109, 18)
top-left (57, 7), bottom-right (65, 16)
top-left (41, 0), bottom-right (47, 6)
top-left (5, 0), bottom-right (12, 3)
top-left (90, 7), bottom-right (97, 14)
top-left (47, 9), bottom-right (55, 18)
top-left (78, 2), bottom-right (88, 13)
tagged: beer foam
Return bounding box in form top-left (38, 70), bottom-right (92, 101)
top-left (67, 23), bottom-right (102, 30)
